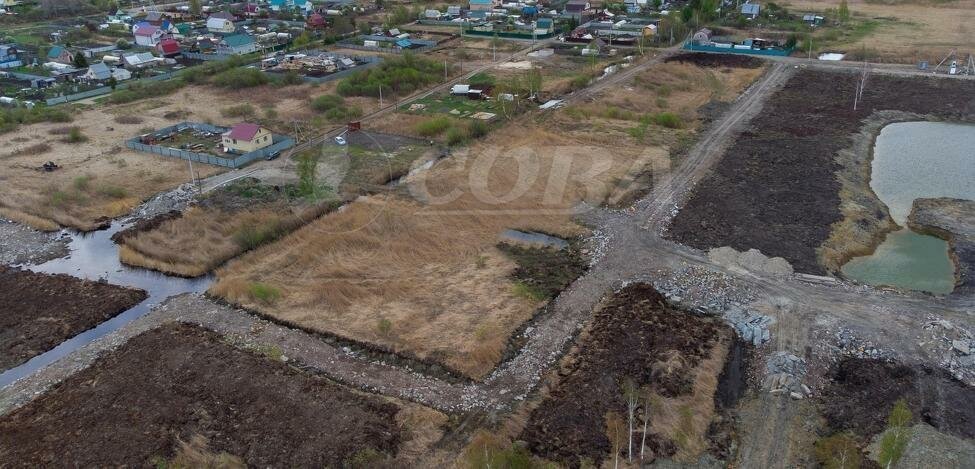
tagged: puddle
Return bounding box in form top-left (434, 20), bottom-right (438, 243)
top-left (841, 121), bottom-right (975, 294)
top-left (500, 229), bottom-right (569, 250)
top-left (0, 221), bottom-right (212, 388)
top-left (842, 229), bottom-right (956, 295)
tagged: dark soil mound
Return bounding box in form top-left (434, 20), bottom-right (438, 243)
top-left (668, 70), bottom-right (975, 274)
top-left (521, 284), bottom-right (726, 467)
top-left (0, 266), bottom-right (146, 371)
top-left (665, 52), bottom-right (764, 68)
top-left (111, 210), bottom-right (182, 243)
top-left (497, 242), bottom-right (588, 299)
top-left (0, 323), bottom-right (403, 467)
top-left (820, 357), bottom-right (975, 440)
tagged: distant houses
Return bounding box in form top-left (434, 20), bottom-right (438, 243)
top-left (469, 0), bottom-right (494, 12)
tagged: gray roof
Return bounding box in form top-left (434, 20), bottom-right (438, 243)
top-left (87, 62), bottom-right (112, 80)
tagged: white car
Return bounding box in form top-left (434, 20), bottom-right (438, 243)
top-left (334, 136), bottom-right (347, 145)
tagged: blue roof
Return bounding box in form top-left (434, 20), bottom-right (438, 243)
top-left (396, 39), bottom-right (413, 48)
top-left (270, 0), bottom-right (286, 5)
top-left (47, 46), bottom-right (64, 58)
top-left (523, 6), bottom-right (538, 15)
top-left (223, 34), bottom-right (255, 47)
top-left (741, 3), bottom-right (760, 15)
top-left (537, 18), bottom-right (553, 27)
top-left (470, 0), bottom-right (492, 4)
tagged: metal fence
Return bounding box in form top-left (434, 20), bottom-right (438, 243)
top-left (124, 121), bottom-right (296, 169)
top-left (337, 36), bottom-right (438, 55)
top-left (264, 55), bottom-right (383, 84)
top-left (44, 71), bottom-right (179, 106)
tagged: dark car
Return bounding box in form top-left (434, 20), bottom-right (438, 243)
top-left (265, 150), bottom-right (281, 161)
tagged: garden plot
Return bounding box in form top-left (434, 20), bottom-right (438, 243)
top-left (520, 284), bottom-right (733, 467)
top-left (0, 323), bottom-right (446, 467)
top-left (0, 266), bottom-right (146, 372)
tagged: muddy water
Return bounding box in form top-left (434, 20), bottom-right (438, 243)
top-left (841, 121), bottom-right (975, 294)
top-left (0, 221), bottom-right (211, 388)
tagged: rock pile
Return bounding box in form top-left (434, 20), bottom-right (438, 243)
top-left (763, 352), bottom-right (811, 399)
top-left (918, 318), bottom-right (975, 385)
top-left (128, 183), bottom-right (198, 221)
top-left (723, 305), bottom-right (773, 346)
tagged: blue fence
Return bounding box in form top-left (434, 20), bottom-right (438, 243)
top-left (125, 121), bottom-right (295, 169)
top-left (682, 42), bottom-right (794, 57)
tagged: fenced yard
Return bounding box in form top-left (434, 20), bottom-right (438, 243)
top-left (125, 122), bottom-right (295, 169)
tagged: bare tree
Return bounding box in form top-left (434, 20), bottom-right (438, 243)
top-left (640, 390), bottom-right (656, 460)
top-left (605, 411), bottom-right (626, 469)
top-left (622, 378), bottom-right (639, 462)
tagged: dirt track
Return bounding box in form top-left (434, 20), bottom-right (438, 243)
top-left (0, 266), bottom-right (146, 372)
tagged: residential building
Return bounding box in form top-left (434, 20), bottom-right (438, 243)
top-left (469, 0), bottom-right (494, 12)
top-left (0, 44), bottom-right (22, 69)
top-left (83, 62), bottom-right (131, 82)
top-left (122, 52), bottom-right (161, 69)
top-left (219, 34), bottom-right (257, 55)
top-left (46, 46), bottom-right (74, 65)
top-left (741, 1), bottom-right (760, 19)
top-left (133, 22), bottom-right (166, 46)
top-left (564, 0), bottom-right (592, 20)
top-left (156, 39), bottom-right (181, 57)
top-left (222, 123), bottom-right (273, 153)
top-left (802, 13), bottom-right (824, 26)
top-left (206, 16), bottom-right (236, 34)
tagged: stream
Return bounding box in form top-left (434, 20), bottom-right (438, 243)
top-left (0, 220), bottom-right (211, 388)
top-left (841, 121), bottom-right (975, 294)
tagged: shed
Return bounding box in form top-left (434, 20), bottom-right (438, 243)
top-left (741, 2), bottom-right (760, 19)
top-left (156, 38), bottom-right (181, 57)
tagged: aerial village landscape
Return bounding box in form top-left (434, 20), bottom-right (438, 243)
top-left (0, 0), bottom-right (974, 467)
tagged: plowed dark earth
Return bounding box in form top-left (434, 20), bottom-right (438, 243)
top-left (0, 323), bottom-right (403, 467)
top-left (665, 52), bottom-right (763, 68)
top-left (0, 266), bottom-right (146, 371)
top-left (668, 70), bottom-right (975, 274)
top-left (521, 284), bottom-right (728, 467)
top-left (819, 357), bottom-right (975, 440)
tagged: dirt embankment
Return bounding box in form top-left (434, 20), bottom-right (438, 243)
top-left (668, 70), bottom-right (975, 274)
top-left (0, 266), bottom-right (146, 372)
top-left (908, 198), bottom-right (975, 295)
top-left (819, 357), bottom-right (975, 441)
top-left (520, 284), bottom-right (732, 467)
top-left (0, 323), bottom-right (444, 467)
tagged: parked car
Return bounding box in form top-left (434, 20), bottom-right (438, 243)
top-left (334, 136), bottom-right (347, 145)
top-left (265, 150), bottom-right (281, 161)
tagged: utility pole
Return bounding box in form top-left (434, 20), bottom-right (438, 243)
top-left (378, 84), bottom-right (383, 108)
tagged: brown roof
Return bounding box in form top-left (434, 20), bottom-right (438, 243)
top-left (226, 123), bottom-right (263, 141)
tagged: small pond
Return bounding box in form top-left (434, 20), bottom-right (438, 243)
top-left (841, 121), bottom-right (975, 294)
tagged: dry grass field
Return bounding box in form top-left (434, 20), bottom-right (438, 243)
top-left (0, 80), bottom-right (384, 232)
top-left (785, 0), bottom-right (975, 62)
top-left (208, 58), bottom-right (765, 379)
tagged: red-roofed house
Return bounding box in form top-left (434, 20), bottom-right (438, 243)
top-left (156, 39), bottom-right (181, 57)
top-left (222, 123), bottom-right (272, 153)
